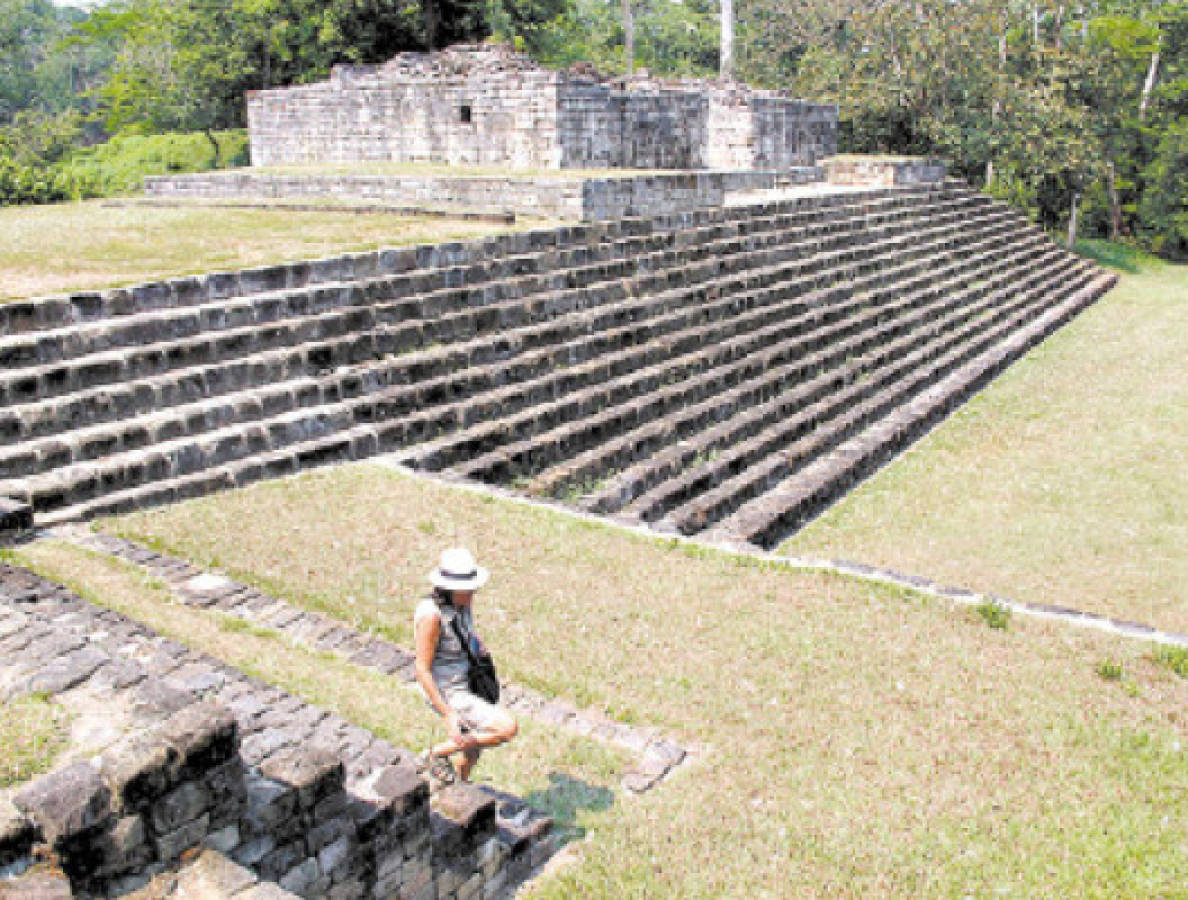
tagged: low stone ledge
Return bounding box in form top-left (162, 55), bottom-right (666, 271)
top-left (823, 155), bottom-right (947, 187)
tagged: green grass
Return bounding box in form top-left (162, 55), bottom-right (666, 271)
top-left (100, 464), bottom-right (1188, 897)
top-left (8, 540), bottom-right (627, 840)
top-left (0, 692), bottom-right (72, 788)
top-left (0, 202), bottom-right (538, 301)
top-left (781, 256), bottom-right (1188, 636)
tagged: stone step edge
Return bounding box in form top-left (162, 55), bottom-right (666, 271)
top-left (706, 271), bottom-right (1119, 547)
top-left (597, 247), bottom-right (1081, 521)
top-left (51, 527), bottom-right (700, 797)
top-left (377, 458), bottom-right (1188, 653)
top-left (20, 232), bottom-right (1064, 524)
top-left (0, 193), bottom-right (1000, 446)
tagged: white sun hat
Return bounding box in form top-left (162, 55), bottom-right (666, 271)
top-left (428, 547), bottom-right (489, 592)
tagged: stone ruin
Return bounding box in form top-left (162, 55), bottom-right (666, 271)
top-left (246, 43), bottom-right (838, 170)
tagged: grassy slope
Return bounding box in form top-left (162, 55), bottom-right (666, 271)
top-left (782, 255), bottom-right (1188, 635)
top-left (0, 202), bottom-right (530, 301)
top-left (6, 540), bottom-right (627, 841)
top-left (101, 465), bottom-right (1188, 897)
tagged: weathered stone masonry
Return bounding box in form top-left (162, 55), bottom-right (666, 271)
top-left (246, 44), bottom-right (838, 170)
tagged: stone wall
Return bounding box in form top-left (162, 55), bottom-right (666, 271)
top-left (246, 44), bottom-right (837, 171)
top-left (248, 57), bottom-right (563, 168)
top-left (142, 169), bottom-right (806, 220)
top-left (0, 565), bottom-right (556, 899)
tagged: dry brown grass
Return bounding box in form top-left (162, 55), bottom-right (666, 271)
top-left (0, 201), bottom-right (535, 301)
top-left (103, 464), bottom-right (1188, 897)
top-left (781, 260), bottom-right (1188, 636)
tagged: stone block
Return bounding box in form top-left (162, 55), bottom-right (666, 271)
top-left (257, 838), bottom-right (305, 882)
top-left (259, 745), bottom-right (345, 811)
top-left (316, 833), bottom-right (355, 879)
top-left (92, 814), bottom-right (151, 877)
top-left (204, 823), bottom-right (241, 854)
top-left (153, 811), bottom-right (209, 862)
top-left (0, 497), bottom-right (33, 539)
top-left (278, 856), bottom-right (321, 895)
top-left (14, 761), bottom-right (112, 847)
top-left (173, 848), bottom-right (259, 896)
top-left (98, 728), bottom-right (175, 810)
top-left (0, 865), bottom-right (73, 899)
top-left (150, 781), bottom-right (211, 834)
top-left (160, 700), bottom-right (239, 777)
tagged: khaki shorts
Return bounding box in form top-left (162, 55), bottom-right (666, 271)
top-left (446, 690), bottom-right (506, 734)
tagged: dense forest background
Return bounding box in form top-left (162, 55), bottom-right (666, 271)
top-left (1, 0), bottom-right (1185, 257)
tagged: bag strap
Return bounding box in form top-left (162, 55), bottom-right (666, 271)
top-left (449, 608), bottom-right (481, 665)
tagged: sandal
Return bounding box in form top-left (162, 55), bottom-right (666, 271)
top-left (419, 749), bottom-right (456, 788)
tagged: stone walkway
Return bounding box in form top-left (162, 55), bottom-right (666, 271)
top-left (52, 527), bottom-right (698, 795)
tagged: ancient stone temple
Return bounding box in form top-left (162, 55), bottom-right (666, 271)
top-left (246, 44), bottom-right (838, 170)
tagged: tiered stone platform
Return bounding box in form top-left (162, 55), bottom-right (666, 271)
top-left (0, 179), bottom-right (1115, 548)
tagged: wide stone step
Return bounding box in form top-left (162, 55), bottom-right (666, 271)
top-left (536, 239), bottom-right (1064, 504)
top-left (450, 234), bottom-right (1059, 490)
top-left (0, 403), bottom-right (360, 513)
top-left (599, 248), bottom-right (1077, 520)
top-left (704, 271), bottom-right (1119, 548)
top-left (2, 183), bottom-right (965, 339)
top-left (666, 258), bottom-right (1099, 536)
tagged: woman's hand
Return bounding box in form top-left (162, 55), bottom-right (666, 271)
top-left (447, 710), bottom-right (477, 748)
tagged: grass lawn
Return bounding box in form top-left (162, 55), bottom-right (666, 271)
top-left (0, 693), bottom-right (72, 788)
top-left (780, 250), bottom-right (1188, 637)
top-left (93, 464), bottom-right (1188, 897)
top-left (5, 540), bottom-right (627, 843)
top-left (0, 201), bottom-right (533, 301)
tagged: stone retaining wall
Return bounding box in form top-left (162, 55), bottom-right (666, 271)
top-left (0, 565), bottom-right (556, 898)
top-left (142, 169), bottom-right (816, 221)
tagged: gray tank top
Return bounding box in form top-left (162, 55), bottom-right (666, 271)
top-left (417, 598), bottom-right (471, 697)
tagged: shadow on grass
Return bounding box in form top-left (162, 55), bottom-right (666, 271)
top-left (1075, 238), bottom-right (1159, 274)
top-left (524, 773), bottom-right (616, 844)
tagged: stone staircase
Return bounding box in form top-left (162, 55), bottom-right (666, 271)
top-left (0, 180), bottom-right (1115, 545)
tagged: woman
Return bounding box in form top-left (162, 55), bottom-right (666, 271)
top-left (414, 547), bottom-right (517, 784)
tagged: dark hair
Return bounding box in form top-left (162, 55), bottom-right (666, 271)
top-left (433, 586), bottom-right (454, 605)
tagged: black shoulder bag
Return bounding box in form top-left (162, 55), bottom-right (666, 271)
top-left (450, 611), bottom-right (500, 704)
